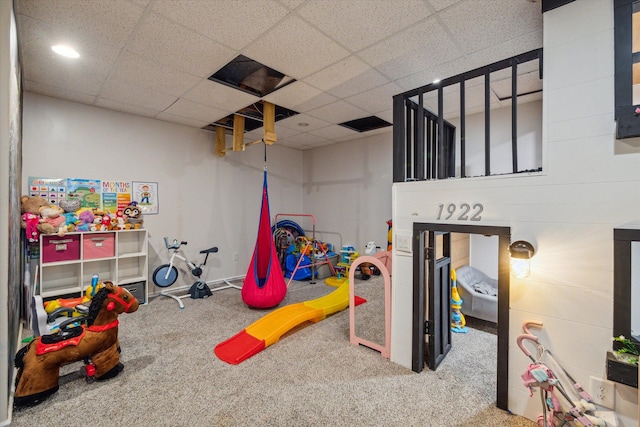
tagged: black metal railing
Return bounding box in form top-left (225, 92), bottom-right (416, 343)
top-left (393, 49), bottom-right (543, 183)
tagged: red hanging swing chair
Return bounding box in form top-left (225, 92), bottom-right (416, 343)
top-left (241, 162), bottom-right (287, 309)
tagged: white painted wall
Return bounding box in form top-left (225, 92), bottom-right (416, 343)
top-left (21, 93), bottom-right (304, 294)
top-left (302, 132), bottom-right (392, 256)
top-left (469, 234), bottom-right (498, 279)
top-left (451, 99), bottom-right (543, 177)
top-left (393, 1), bottom-right (639, 424)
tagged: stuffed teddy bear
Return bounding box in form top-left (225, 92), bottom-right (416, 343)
top-left (21, 195), bottom-right (55, 241)
top-left (39, 205), bottom-right (68, 237)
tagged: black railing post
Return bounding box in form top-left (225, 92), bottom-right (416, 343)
top-left (460, 77), bottom-right (466, 178)
top-left (511, 60), bottom-right (518, 173)
top-left (392, 94), bottom-right (405, 182)
top-left (416, 92), bottom-right (425, 180)
top-left (484, 70), bottom-right (491, 176)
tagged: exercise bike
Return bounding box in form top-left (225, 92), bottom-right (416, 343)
top-left (153, 238), bottom-right (219, 308)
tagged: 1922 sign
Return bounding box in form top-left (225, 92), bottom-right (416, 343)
top-left (437, 203), bottom-right (483, 221)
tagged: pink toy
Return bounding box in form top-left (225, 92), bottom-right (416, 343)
top-left (23, 213), bottom-right (41, 242)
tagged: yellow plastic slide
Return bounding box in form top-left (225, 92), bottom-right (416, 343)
top-left (214, 281), bottom-right (351, 364)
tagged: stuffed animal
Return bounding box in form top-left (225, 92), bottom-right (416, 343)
top-left (59, 199), bottom-right (80, 214)
top-left (59, 199), bottom-right (80, 233)
top-left (21, 195), bottom-right (55, 241)
top-left (39, 205), bottom-right (68, 237)
top-left (123, 202), bottom-right (143, 229)
top-left (76, 210), bottom-right (95, 232)
top-left (62, 212), bottom-right (78, 232)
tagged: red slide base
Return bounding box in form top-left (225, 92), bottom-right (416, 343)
top-left (214, 330), bottom-right (265, 365)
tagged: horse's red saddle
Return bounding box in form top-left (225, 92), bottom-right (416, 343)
top-left (36, 327), bottom-right (86, 355)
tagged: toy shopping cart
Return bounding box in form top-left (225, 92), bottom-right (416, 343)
top-left (517, 322), bottom-right (614, 427)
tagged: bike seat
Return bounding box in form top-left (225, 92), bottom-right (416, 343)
top-left (200, 247), bottom-right (218, 254)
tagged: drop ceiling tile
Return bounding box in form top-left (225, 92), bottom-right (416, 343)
top-left (439, 0), bottom-right (542, 54)
top-left (296, 0), bottom-right (432, 52)
top-left (365, 19), bottom-right (463, 80)
top-left (273, 124), bottom-right (303, 139)
top-left (24, 81), bottom-right (97, 106)
top-left (110, 52), bottom-right (201, 97)
top-left (162, 99), bottom-right (230, 124)
top-left (155, 111), bottom-right (212, 129)
top-left (95, 98), bottom-right (159, 119)
top-left (182, 80), bottom-right (261, 113)
top-left (262, 81), bottom-right (335, 112)
top-left (306, 100), bottom-right (369, 124)
top-left (334, 126), bottom-right (392, 142)
top-left (18, 15), bottom-right (122, 77)
top-left (100, 79), bottom-right (177, 111)
top-left (325, 68), bottom-right (390, 100)
top-left (464, 31), bottom-right (543, 72)
top-left (127, 12), bottom-right (237, 78)
top-left (278, 0), bottom-right (305, 9)
top-left (395, 56), bottom-right (470, 91)
top-left (21, 54), bottom-right (107, 96)
top-left (244, 15), bottom-right (350, 79)
top-left (152, 0), bottom-right (289, 50)
top-left (308, 124), bottom-right (358, 140)
top-left (426, 0), bottom-right (464, 11)
top-left (277, 113), bottom-right (331, 132)
top-left (344, 82), bottom-right (403, 115)
top-left (131, 0), bottom-right (151, 7)
top-left (16, 0), bottom-right (144, 49)
top-left (304, 56), bottom-right (372, 92)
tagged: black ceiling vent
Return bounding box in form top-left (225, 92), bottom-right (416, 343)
top-left (202, 101), bottom-right (299, 133)
top-left (338, 116), bottom-right (392, 132)
top-left (208, 54), bottom-right (295, 98)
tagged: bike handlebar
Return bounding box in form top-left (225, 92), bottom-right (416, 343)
top-left (164, 237), bottom-right (187, 250)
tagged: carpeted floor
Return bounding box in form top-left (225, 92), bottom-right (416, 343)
top-left (11, 276), bottom-right (536, 427)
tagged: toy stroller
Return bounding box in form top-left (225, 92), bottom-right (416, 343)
top-left (517, 321), bottom-right (614, 427)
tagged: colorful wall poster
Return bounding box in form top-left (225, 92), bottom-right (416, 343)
top-left (28, 177), bottom-right (66, 205)
top-left (132, 181), bottom-right (158, 214)
top-left (67, 178), bottom-right (101, 210)
top-left (102, 181), bottom-right (132, 214)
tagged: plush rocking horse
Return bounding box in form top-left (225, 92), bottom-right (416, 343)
top-left (14, 281), bottom-right (139, 407)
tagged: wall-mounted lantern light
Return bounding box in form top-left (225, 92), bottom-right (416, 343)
top-left (509, 240), bottom-right (535, 279)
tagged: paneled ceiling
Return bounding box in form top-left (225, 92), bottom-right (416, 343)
top-left (15, 0), bottom-right (543, 150)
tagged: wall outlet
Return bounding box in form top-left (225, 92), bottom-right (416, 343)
top-left (232, 252), bottom-right (239, 261)
top-left (589, 376), bottom-right (615, 409)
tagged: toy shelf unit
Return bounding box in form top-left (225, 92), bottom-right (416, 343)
top-left (38, 229), bottom-right (148, 304)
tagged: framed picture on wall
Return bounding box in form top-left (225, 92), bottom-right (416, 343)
top-left (132, 181), bottom-right (159, 215)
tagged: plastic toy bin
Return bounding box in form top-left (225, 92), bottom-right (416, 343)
top-left (41, 235), bottom-right (81, 263)
top-left (83, 233), bottom-right (115, 259)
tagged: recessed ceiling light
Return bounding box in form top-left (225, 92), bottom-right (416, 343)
top-left (432, 79), bottom-right (441, 84)
top-left (51, 45), bottom-right (79, 58)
